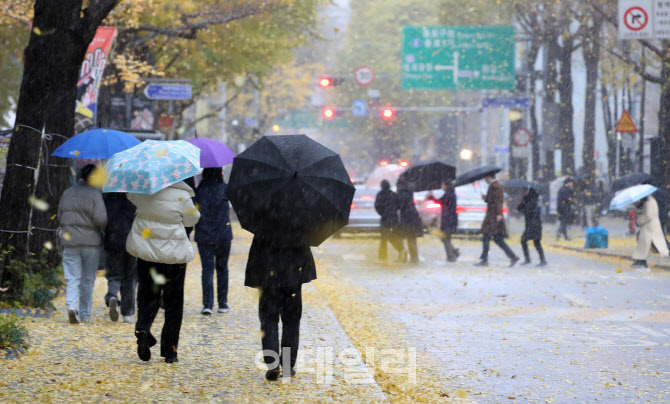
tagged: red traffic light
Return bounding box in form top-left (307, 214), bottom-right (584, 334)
top-left (398, 160), bottom-right (409, 167)
top-left (319, 77), bottom-right (332, 88)
top-left (381, 108), bottom-right (394, 119)
top-left (322, 107), bottom-right (336, 119)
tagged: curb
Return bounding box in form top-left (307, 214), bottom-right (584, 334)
top-left (550, 244), bottom-right (670, 271)
top-left (0, 308), bottom-right (54, 318)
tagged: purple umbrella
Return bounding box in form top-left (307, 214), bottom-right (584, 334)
top-left (186, 138), bottom-right (236, 168)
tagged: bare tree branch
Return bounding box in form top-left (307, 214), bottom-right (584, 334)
top-left (607, 48), bottom-right (663, 84)
top-left (181, 85), bottom-right (245, 132)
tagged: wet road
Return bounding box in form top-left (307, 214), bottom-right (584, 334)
top-left (313, 235), bottom-right (670, 403)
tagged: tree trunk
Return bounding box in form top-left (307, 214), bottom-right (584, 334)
top-left (557, 43), bottom-right (575, 176)
top-left (659, 41), bottom-right (670, 227)
top-left (0, 0), bottom-right (117, 267)
top-left (601, 85), bottom-right (616, 183)
top-left (542, 32), bottom-right (559, 182)
top-left (527, 38), bottom-right (541, 179)
top-left (582, 20), bottom-right (601, 178)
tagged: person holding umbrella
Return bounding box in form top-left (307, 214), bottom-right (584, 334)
top-left (557, 177), bottom-right (576, 240)
top-left (476, 173), bottom-right (519, 267)
top-left (517, 187), bottom-right (547, 266)
top-left (194, 167), bottom-right (233, 315)
top-left (58, 164), bottom-right (108, 323)
top-left (632, 194), bottom-right (669, 269)
top-left (374, 179), bottom-right (404, 262)
top-left (396, 179), bottom-right (424, 264)
top-left (227, 135), bottom-right (355, 380)
top-left (104, 140), bottom-right (202, 363)
top-left (426, 180), bottom-right (459, 262)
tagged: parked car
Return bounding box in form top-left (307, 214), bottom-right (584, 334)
top-left (416, 182), bottom-right (508, 234)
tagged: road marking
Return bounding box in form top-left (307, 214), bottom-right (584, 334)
top-left (626, 323), bottom-right (666, 337)
top-left (562, 293), bottom-right (589, 307)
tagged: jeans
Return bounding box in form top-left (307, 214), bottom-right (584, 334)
top-left (378, 226), bottom-right (403, 260)
top-left (135, 259), bottom-right (186, 359)
top-left (62, 246), bottom-right (101, 320)
top-left (260, 284), bottom-right (302, 370)
top-left (197, 241), bottom-right (231, 309)
top-left (105, 249), bottom-right (138, 316)
top-left (481, 234), bottom-right (516, 262)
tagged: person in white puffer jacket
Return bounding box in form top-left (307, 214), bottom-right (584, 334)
top-left (126, 180), bottom-right (200, 364)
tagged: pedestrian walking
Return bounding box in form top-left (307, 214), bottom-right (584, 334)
top-left (194, 167), bottom-right (233, 315)
top-left (126, 180), bottom-right (200, 363)
top-left (426, 180), bottom-right (460, 262)
top-left (102, 192), bottom-right (137, 323)
top-left (475, 174), bottom-right (519, 267)
top-left (632, 195), bottom-right (669, 269)
top-left (396, 180), bottom-right (423, 263)
top-left (246, 233), bottom-right (316, 380)
top-left (58, 164), bottom-right (108, 324)
top-left (557, 177), bottom-right (576, 240)
top-left (374, 179), bottom-right (404, 262)
top-left (517, 188), bottom-right (547, 266)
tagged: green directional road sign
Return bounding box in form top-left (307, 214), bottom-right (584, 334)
top-left (401, 26), bottom-right (516, 90)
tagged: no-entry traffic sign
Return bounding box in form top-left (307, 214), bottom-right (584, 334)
top-left (354, 66), bottom-right (375, 86)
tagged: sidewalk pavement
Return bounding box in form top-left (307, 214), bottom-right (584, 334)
top-left (0, 229), bottom-right (388, 403)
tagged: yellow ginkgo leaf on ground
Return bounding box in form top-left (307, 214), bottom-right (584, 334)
top-left (28, 196), bottom-right (49, 212)
top-left (142, 228), bottom-right (152, 239)
top-left (456, 390), bottom-right (467, 398)
top-left (615, 268), bottom-right (623, 274)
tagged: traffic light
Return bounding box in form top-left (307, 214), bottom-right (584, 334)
top-left (318, 76), bottom-right (345, 88)
top-left (381, 107), bottom-right (394, 120)
top-left (322, 107), bottom-right (336, 119)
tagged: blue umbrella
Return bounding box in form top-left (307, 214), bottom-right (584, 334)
top-left (103, 140), bottom-right (201, 194)
top-left (52, 128), bottom-right (141, 159)
top-left (609, 184), bottom-right (657, 210)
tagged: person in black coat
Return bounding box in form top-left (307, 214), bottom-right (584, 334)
top-left (396, 180), bottom-right (423, 263)
top-left (427, 180), bottom-right (459, 262)
top-left (194, 168), bottom-right (233, 315)
top-left (245, 230), bottom-right (316, 381)
top-left (518, 188), bottom-right (547, 266)
top-left (103, 192), bottom-right (137, 323)
top-left (557, 178), bottom-right (576, 240)
top-left (374, 180), bottom-right (404, 261)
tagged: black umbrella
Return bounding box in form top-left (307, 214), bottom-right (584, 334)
top-left (454, 165), bottom-right (502, 187)
top-left (502, 179), bottom-right (548, 193)
top-left (610, 172), bottom-right (653, 194)
top-left (227, 135), bottom-right (355, 247)
top-left (397, 161), bottom-right (456, 192)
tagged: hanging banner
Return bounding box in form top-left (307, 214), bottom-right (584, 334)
top-left (74, 26), bottom-right (117, 134)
